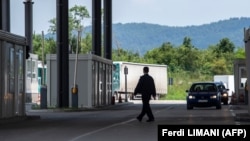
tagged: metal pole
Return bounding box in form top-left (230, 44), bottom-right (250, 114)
top-left (42, 31), bottom-right (45, 85)
top-left (73, 30), bottom-right (79, 87)
top-left (124, 66), bottom-right (128, 102)
top-left (125, 74), bottom-right (128, 102)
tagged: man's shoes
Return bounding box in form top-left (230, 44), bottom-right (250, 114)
top-left (146, 119), bottom-right (154, 122)
top-left (136, 117), bottom-right (142, 122)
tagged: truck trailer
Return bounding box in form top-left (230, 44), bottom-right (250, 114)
top-left (112, 61), bottom-right (168, 100)
top-left (213, 75), bottom-right (235, 96)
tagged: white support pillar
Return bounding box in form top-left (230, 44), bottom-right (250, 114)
top-left (243, 28), bottom-right (250, 115)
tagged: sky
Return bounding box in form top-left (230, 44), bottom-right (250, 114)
top-left (11, 0), bottom-right (250, 36)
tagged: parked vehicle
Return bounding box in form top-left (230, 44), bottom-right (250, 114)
top-left (26, 53), bottom-right (47, 104)
top-left (214, 81), bottom-right (229, 105)
top-left (112, 61), bottom-right (168, 100)
top-left (186, 82), bottom-right (222, 110)
top-left (213, 75), bottom-right (234, 97)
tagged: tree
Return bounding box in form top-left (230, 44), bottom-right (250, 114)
top-left (214, 38), bottom-right (235, 56)
top-left (182, 37), bottom-right (193, 49)
top-left (80, 33), bottom-right (92, 54)
top-left (198, 47), bottom-right (217, 75)
top-left (176, 37), bottom-right (200, 72)
top-left (47, 18), bottom-right (56, 34)
top-left (144, 42), bottom-right (176, 68)
top-left (234, 47), bottom-right (246, 59)
top-left (48, 5), bottom-right (90, 35)
top-left (33, 33), bottom-right (56, 62)
top-left (69, 5), bottom-right (90, 30)
top-left (32, 33), bottom-right (43, 60)
top-left (47, 5), bottom-right (90, 54)
top-left (210, 58), bottom-right (230, 75)
top-left (112, 48), bottom-right (142, 62)
top-left (69, 5), bottom-right (90, 53)
top-left (206, 38), bottom-right (236, 75)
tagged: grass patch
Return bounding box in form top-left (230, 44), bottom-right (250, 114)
top-left (161, 71), bottom-right (213, 100)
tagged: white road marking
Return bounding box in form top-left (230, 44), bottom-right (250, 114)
top-left (69, 119), bottom-right (135, 141)
top-left (69, 102), bottom-right (174, 141)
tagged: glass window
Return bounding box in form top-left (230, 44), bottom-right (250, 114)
top-left (32, 60), bottom-right (36, 78)
top-left (239, 67), bottom-right (247, 89)
top-left (9, 47), bottom-right (15, 93)
top-left (18, 49), bottom-right (24, 93)
top-left (19, 49), bottom-right (23, 78)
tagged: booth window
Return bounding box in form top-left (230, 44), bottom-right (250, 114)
top-left (239, 67), bottom-right (247, 89)
top-left (9, 46), bottom-right (15, 94)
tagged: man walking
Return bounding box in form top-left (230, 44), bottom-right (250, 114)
top-left (134, 66), bottom-right (156, 122)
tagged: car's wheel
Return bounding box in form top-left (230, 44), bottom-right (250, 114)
top-left (187, 104), bottom-right (193, 110)
top-left (224, 101), bottom-right (228, 105)
top-left (216, 104), bottom-right (221, 109)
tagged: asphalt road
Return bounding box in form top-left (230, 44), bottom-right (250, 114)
top-left (0, 100), bottom-right (249, 141)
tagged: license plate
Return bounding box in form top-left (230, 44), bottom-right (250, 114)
top-left (198, 100), bottom-right (208, 102)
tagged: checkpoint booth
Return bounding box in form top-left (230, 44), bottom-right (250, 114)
top-left (0, 30), bottom-right (27, 118)
top-left (25, 53), bottom-right (39, 104)
top-left (46, 54), bottom-right (113, 108)
top-left (233, 59), bottom-right (247, 104)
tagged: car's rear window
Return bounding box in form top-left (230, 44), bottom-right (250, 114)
top-left (190, 83), bottom-right (217, 92)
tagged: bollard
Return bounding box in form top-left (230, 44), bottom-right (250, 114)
top-left (111, 96), bottom-right (115, 105)
top-left (40, 85), bottom-right (47, 109)
top-left (71, 85), bottom-right (78, 108)
top-left (118, 93), bottom-right (122, 103)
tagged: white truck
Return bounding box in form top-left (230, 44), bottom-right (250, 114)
top-left (213, 75), bottom-right (235, 96)
top-left (112, 61), bottom-right (168, 100)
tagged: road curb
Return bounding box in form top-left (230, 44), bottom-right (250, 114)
top-left (234, 113), bottom-right (250, 122)
top-left (27, 102), bottom-right (134, 112)
top-left (0, 115), bottom-right (40, 125)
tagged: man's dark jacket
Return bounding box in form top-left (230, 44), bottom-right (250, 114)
top-left (134, 74), bottom-right (156, 100)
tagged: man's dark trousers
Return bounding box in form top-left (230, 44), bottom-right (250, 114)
top-left (138, 98), bottom-right (154, 120)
